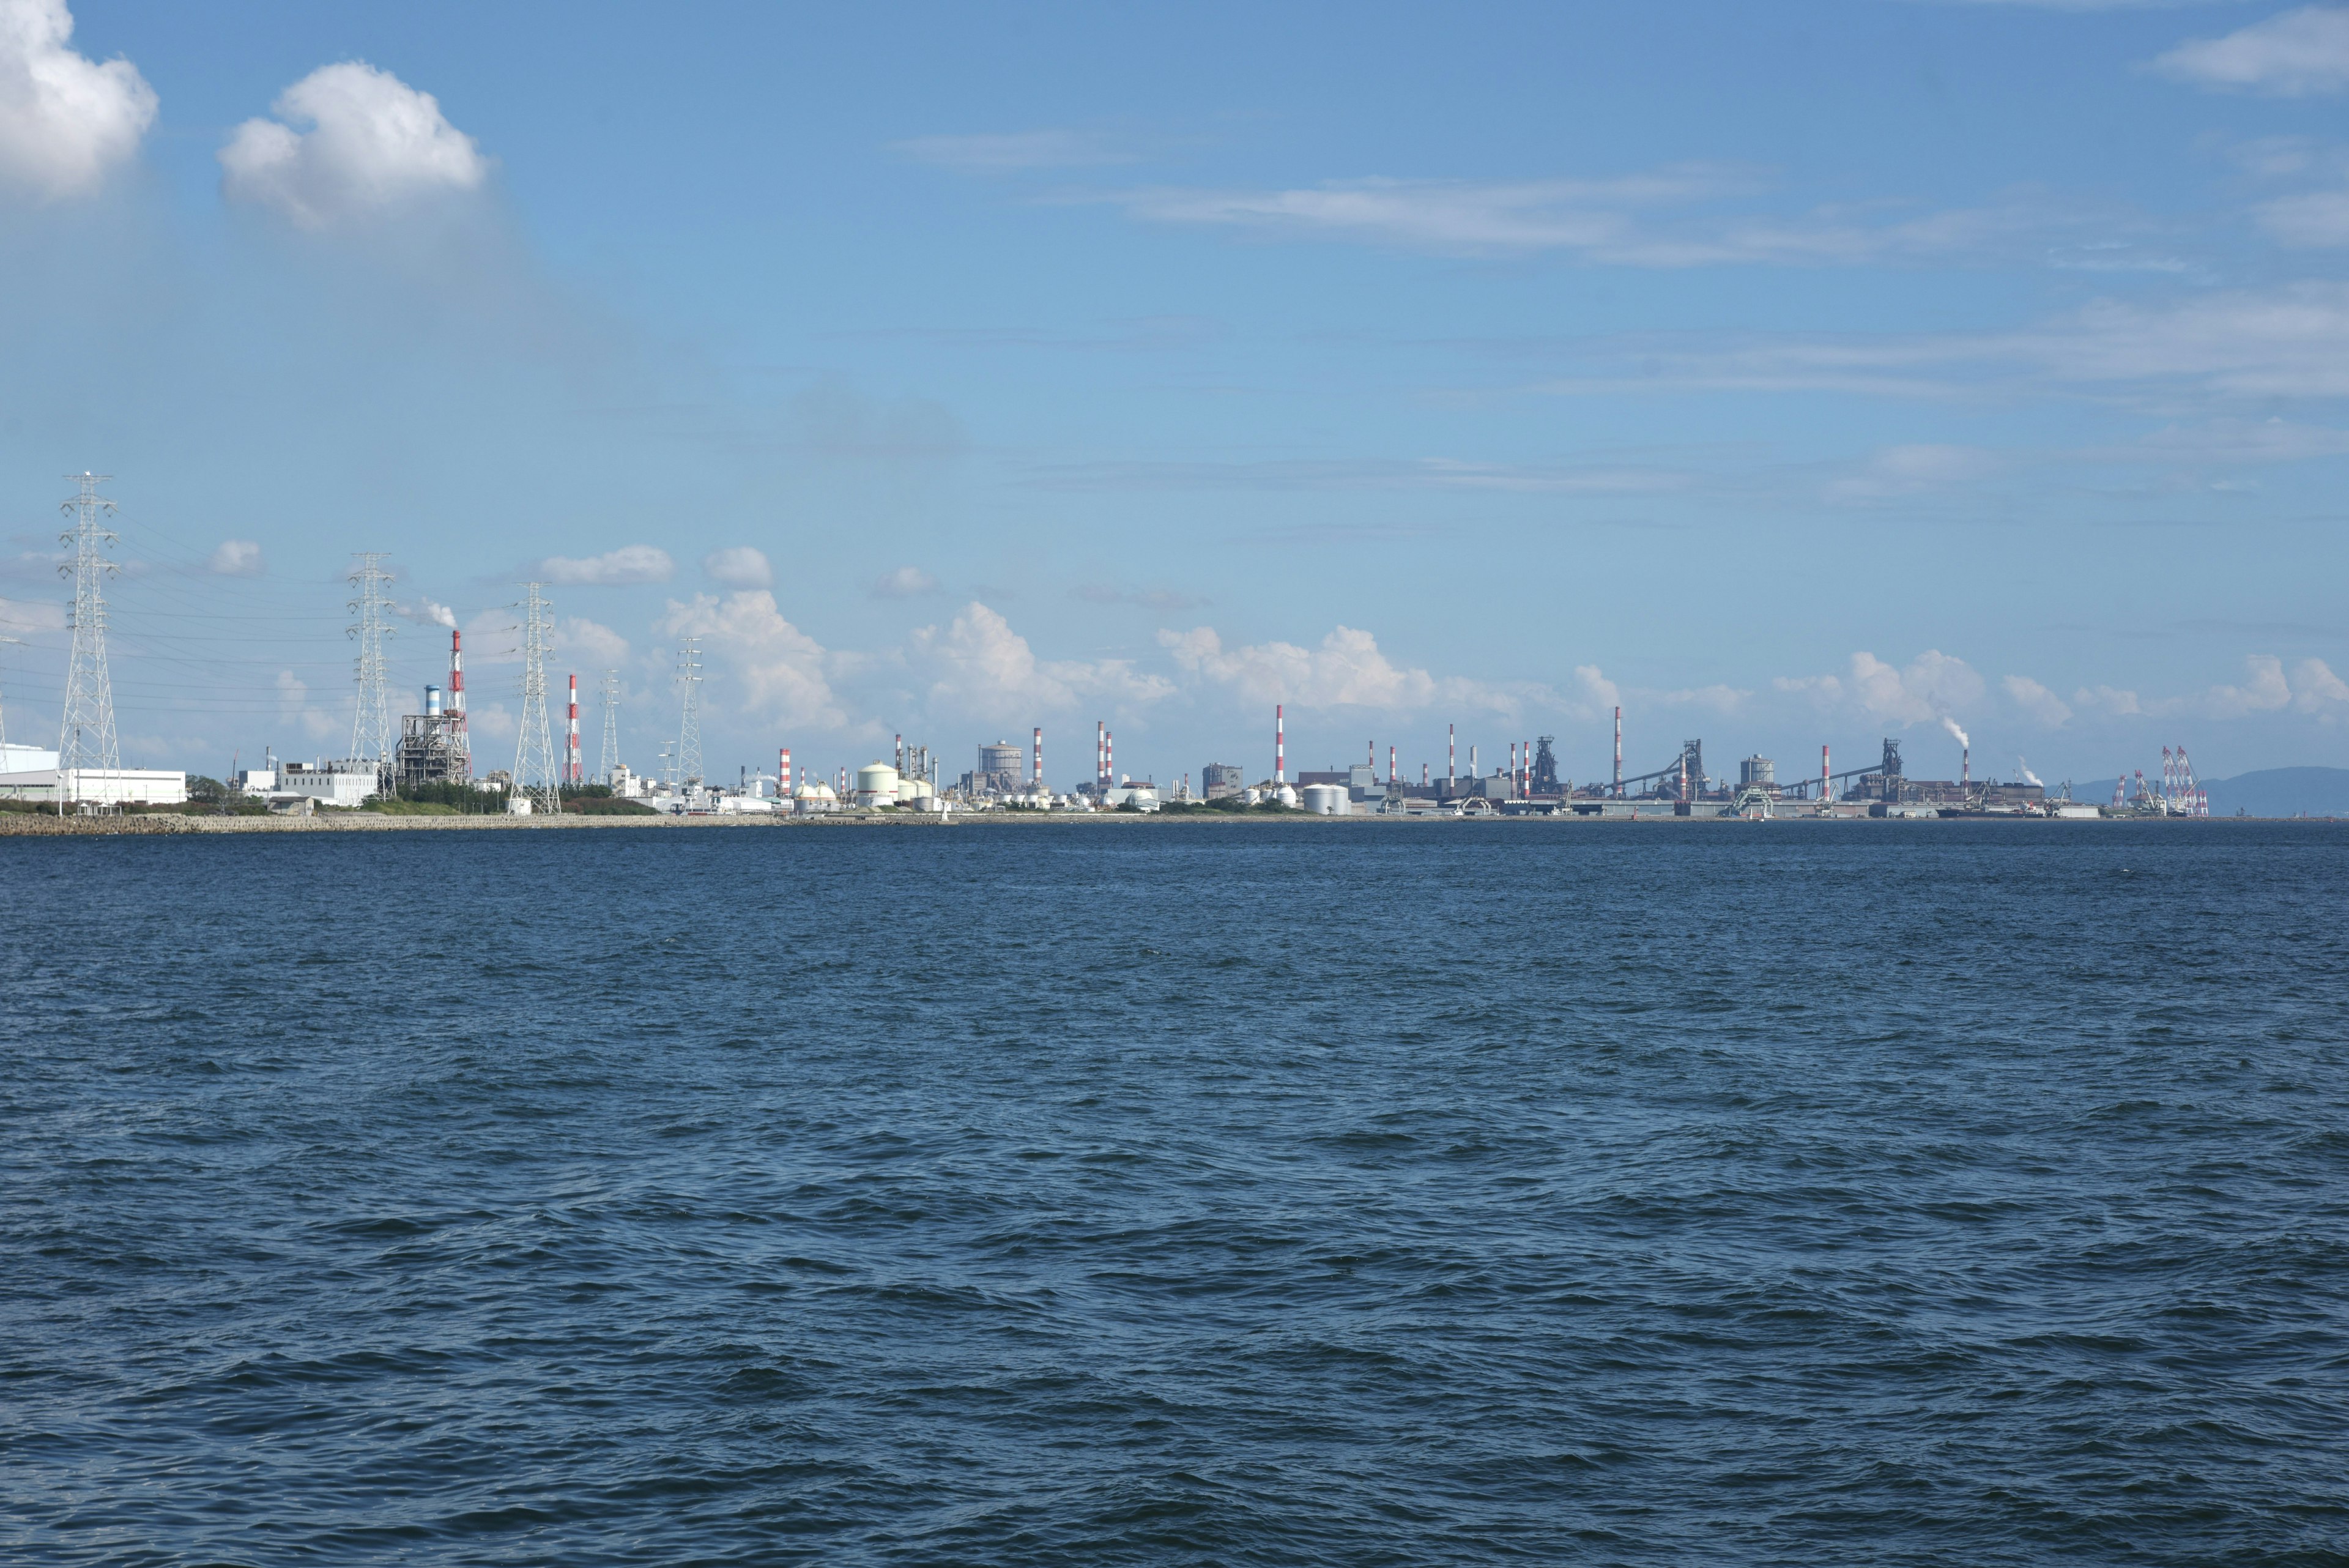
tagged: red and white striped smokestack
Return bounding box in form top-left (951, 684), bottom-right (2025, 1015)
top-left (1388, 745), bottom-right (1396, 787)
top-left (450, 629), bottom-right (465, 716)
top-left (566, 674), bottom-right (581, 784)
top-left (1107, 728), bottom-right (1114, 786)
top-left (1033, 726), bottom-right (1042, 787)
top-left (1096, 720), bottom-right (1105, 788)
top-left (779, 747), bottom-right (792, 796)
top-left (1523, 738), bottom-right (1531, 798)
top-left (1613, 706), bottom-right (1622, 794)
top-left (1275, 704), bottom-right (1285, 784)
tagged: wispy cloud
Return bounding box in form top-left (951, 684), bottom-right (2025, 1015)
top-left (1536, 281), bottom-right (2349, 401)
top-left (2153, 7), bottom-right (2349, 97)
top-left (207, 540), bottom-right (265, 577)
top-left (1095, 167), bottom-right (2132, 267)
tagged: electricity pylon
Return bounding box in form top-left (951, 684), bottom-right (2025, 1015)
top-left (57, 473), bottom-right (121, 790)
top-left (0, 633), bottom-right (21, 750)
top-left (675, 638), bottom-right (702, 787)
top-left (598, 669), bottom-right (620, 785)
top-left (513, 582), bottom-right (562, 814)
top-left (347, 552), bottom-right (394, 768)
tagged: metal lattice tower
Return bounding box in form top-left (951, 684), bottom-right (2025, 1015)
top-left (598, 669), bottom-right (621, 785)
top-left (57, 472), bottom-right (121, 776)
top-left (347, 552), bottom-right (395, 766)
top-left (675, 638), bottom-right (703, 787)
top-left (513, 582), bottom-right (562, 814)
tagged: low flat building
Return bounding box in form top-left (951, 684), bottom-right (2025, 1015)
top-left (279, 761), bottom-right (380, 809)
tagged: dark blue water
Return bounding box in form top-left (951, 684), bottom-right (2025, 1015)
top-left (4, 822), bottom-right (2345, 1566)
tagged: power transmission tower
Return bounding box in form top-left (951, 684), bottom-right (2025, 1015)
top-left (675, 637), bottom-right (702, 787)
top-left (513, 582), bottom-right (562, 814)
top-left (598, 669), bottom-right (620, 785)
top-left (346, 552), bottom-right (395, 769)
top-left (0, 633), bottom-right (21, 751)
top-left (56, 472), bottom-right (121, 791)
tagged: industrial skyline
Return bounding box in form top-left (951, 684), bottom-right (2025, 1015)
top-left (4, 4), bottom-right (2349, 787)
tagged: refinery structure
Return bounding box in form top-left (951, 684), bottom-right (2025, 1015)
top-left (0, 471), bottom-right (2227, 823)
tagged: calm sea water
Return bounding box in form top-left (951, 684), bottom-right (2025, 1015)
top-left (3, 822), bottom-right (2345, 1566)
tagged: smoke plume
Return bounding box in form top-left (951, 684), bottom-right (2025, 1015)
top-left (1940, 715), bottom-right (1970, 749)
top-left (2017, 757), bottom-right (2043, 787)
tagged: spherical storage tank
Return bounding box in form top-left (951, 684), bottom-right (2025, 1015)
top-left (1300, 783), bottom-right (1348, 815)
top-left (855, 762), bottom-right (899, 807)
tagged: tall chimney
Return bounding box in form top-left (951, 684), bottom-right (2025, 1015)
top-left (1448, 723), bottom-right (1455, 784)
top-left (1821, 744), bottom-right (1830, 803)
top-left (1613, 706), bottom-right (1623, 795)
top-left (1275, 704), bottom-right (1285, 785)
top-left (1033, 726), bottom-right (1042, 787)
top-left (566, 674), bottom-right (580, 784)
top-left (779, 747), bottom-right (792, 796)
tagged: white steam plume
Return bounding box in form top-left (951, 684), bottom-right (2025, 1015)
top-left (1940, 715), bottom-right (1970, 749)
top-left (395, 597), bottom-right (458, 629)
top-left (2017, 756), bottom-right (2043, 787)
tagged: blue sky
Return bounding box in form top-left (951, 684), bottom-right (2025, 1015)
top-left (2, 0), bottom-right (2348, 793)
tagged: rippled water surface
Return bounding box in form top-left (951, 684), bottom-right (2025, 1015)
top-left (4, 820), bottom-right (2346, 1566)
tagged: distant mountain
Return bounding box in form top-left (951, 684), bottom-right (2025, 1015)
top-left (2203, 767), bottom-right (2349, 819)
top-left (2066, 767), bottom-right (2349, 817)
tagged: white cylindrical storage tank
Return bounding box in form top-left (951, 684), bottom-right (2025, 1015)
top-left (1301, 783), bottom-right (1348, 815)
top-left (855, 762), bottom-right (899, 807)
top-left (1274, 783), bottom-right (1300, 809)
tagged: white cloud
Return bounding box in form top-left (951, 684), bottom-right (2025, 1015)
top-left (1826, 444), bottom-right (1998, 502)
top-left (1775, 650), bottom-right (1985, 726)
top-left (2292, 656), bottom-right (2349, 716)
top-left (393, 596), bottom-right (455, 629)
top-left (2154, 7), bottom-right (2349, 96)
top-left (2074, 683), bottom-right (2143, 716)
top-left (1159, 623), bottom-right (1526, 715)
top-left (2257, 188), bottom-right (2349, 246)
top-left (1572, 666), bottom-right (1622, 715)
top-left (0, 0), bottom-right (155, 200)
top-left (702, 546), bottom-right (773, 589)
top-left (660, 591), bottom-right (844, 730)
top-left (913, 602), bottom-right (1173, 723)
top-left (220, 61), bottom-right (486, 229)
top-left (207, 539), bottom-right (265, 577)
top-left (896, 129), bottom-right (1133, 172)
top-left (2162, 654), bottom-right (2295, 718)
top-left (0, 593), bottom-right (65, 632)
top-left (870, 565), bottom-right (940, 599)
top-left (554, 616), bottom-right (628, 667)
top-left (1554, 281), bottom-right (2349, 401)
top-left (2003, 675), bottom-right (2074, 727)
top-left (536, 545), bottom-right (674, 586)
top-left (1106, 168), bottom-right (2109, 267)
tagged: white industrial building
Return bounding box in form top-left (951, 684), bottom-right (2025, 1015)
top-left (0, 762), bottom-right (188, 806)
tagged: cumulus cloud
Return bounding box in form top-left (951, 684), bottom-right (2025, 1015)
top-left (660, 591), bottom-right (844, 730)
top-left (2003, 674), bottom-right (2074, 727)
top-left (535, 545), bottom-right (674, 586)
top-left (912, 603), bottom-right (1173, 723)
top-left (2153, 7), bottom-right (2349, 96)
top-left (2293, 656), bottom-right (2349, 716)
top-left (1775, 650), bottom-right (1985, 727)
top-left (870, 565), bottom-right (940, 599)
top-left (0, 0), bottom-right (155, 199)
top-left (219, 61), bottom-right (486, 229)
top-left (555, 616), bottom-right (628, 667)
top-left (207, 540), bottom-right (265, 577)
top-left (1158, 623), bottom-right (1531, 715)
top-left (702, 546), bottom-right (773, 589)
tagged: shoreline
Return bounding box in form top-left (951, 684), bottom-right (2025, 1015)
top-left (0, 809), bottom-right (2331, 836)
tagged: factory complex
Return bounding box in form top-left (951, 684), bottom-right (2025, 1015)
top-left (6, 474), bottom-right (2214, 823)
